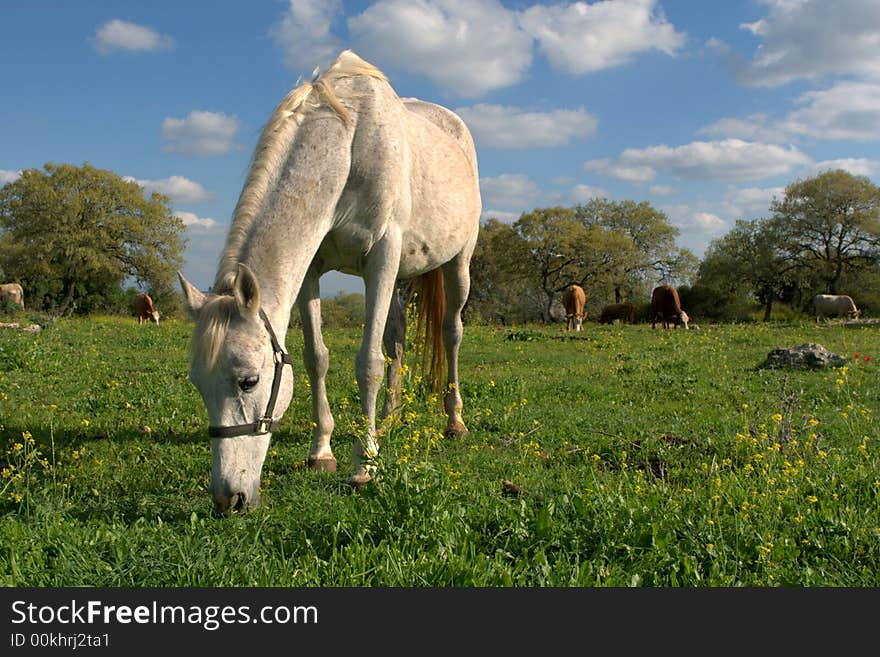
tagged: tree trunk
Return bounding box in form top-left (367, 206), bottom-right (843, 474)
top-left (763, 298), bottom-right (773, 321)
top-left (545, 289), bottom-right (555, 323)
top-left (614, 285), bottom-right (622, 304)
top-left (56, 278), bottom-right (76, 317)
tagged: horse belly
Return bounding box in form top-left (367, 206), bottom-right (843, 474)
top-left (400, 158), bottom-right (479, 275)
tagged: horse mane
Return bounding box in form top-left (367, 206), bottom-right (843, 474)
top-left (190, 295), bottom-right (235, 371)
top-left (214, 50), bottom-right (388, 292)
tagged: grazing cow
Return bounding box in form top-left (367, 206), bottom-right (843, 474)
top-left (562, 284), bottom-right (586, 331)
top-left (813, 294), bottom-right (860, 321)
top-left (651, 285), bottom-right (689, 330)
top-left (133, 292), bottom-right (160, 324)
top-left (0, 283), bottom-right (24, 309)
top-left (599, 302), bottom-right (635, 325)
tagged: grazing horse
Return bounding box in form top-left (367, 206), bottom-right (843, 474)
top-left (177, 50), bottom-right (481, 514)
top-left (651, 285), bottom-right (689, 329)
top-left (133, 292), bottom-right (160, 324)
top-left (0, 283), bottom-right (24, 309)
top-left (562, 284), bottom-right (586, 331)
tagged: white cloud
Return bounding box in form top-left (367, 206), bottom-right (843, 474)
top-left (455, 104), bottom-right (598, 148)
top-left (811, 158), bottom-right (880, 177)
top-left (348, 0), bottom-right (533, 97)
top-left (587, 139), bottom-right (811, 182)
top-left (93, 19), bottom-right (174, 54)
top-left (662, 203), bottom-right (729, 257)
top-left (518, 0), bottom-right (685, 74)
top-left (721, 185), bottom-right (785, 220)
top-left (176, 211), bottom-right (219, 230)
top-left (568, 183), bottom-right (608, 203)
top-left (583, 159), bottom-right (656, 182)
top-left (125, 175), bottom-right (213, 204)
top-left (649, 184), bottom-right (676, 196)
top-left (161, 111), bottom-right (239, 156)
top-left (690, 211), bottom-right (726, 231)
top-left (275, 1), bottom-right (684, 98)
top-left (479, 173), bottom-right (540, 210)
top-left (696, 112), bottom-right (789, 143)
top-left (270, 0), bottom-right (343, 72)
top-left (782, 81), bottom-right (880, 141)
top-left (734, 0), bottom-right (880, 86)
top-left (0, 170), bottom-right (22, 186)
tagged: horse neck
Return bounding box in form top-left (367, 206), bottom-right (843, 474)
top-left (224, 116), bottom-right (354, 334)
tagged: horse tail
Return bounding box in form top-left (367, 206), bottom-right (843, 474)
top-left (414, 268), bottom-right (446, 394)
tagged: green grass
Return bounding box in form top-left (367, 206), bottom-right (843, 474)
top-left (1, 316), bottom-right (878, 586)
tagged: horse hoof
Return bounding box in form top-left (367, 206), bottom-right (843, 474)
top-left (307, 456), bottom-right (337, 472)
top-left (349, 473), bottom-right (372, 489)
top-left (444, 425), bottom-right (469, 439)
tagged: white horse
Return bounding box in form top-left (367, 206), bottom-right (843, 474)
top-left (177, 50), bottom-right (481, 514)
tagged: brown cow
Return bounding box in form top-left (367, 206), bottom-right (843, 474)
top-left (562, 284), bottom-right (586, 331)
top-left (651, 285), bottom-right (689, 329)
top-left (599, 302), bottom-right (634, 325)
top-left (133, 292), bottom-right (160, 324)
top-left (0, 283), bottom-right (24, 309)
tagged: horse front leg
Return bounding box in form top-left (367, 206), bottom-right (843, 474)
top-left (441, 255), bottom-right (471, 438)
top-left (352, 232), bottom-right (402, 487)
top-left (297, 270), bottom-right (337, 472)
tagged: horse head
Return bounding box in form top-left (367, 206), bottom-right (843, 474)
top-left (178, 263), bottom-right (294, 515)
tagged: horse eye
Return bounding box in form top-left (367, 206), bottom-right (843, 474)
top-left (238, 375), bottom-right (260, 392)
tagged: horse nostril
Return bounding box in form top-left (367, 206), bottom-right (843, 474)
top-left (230, 492), bottom-right (247, 512)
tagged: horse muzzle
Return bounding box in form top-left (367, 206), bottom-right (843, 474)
top-left (210, 434), bottom-right (270, 516)
top-left (213, 486), bottom-right (260, 516)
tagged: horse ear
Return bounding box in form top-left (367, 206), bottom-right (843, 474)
top-left (233, 263), bottom-right (261, 318)
top-left (178, 271), bottom-right (206, 316)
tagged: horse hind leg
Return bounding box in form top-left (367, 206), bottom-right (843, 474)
top-left (297, 272), bottom-right (337, 473)
top-left (440, 257), bottom-right (470, 439)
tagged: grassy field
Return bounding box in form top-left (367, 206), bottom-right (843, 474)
top-left (1, 314), bottom-right (878, 586)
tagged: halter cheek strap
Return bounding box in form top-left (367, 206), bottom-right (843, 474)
top-left (208, 309), bottom-right (292, 438)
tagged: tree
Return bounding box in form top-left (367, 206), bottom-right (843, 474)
top-left (514, 207), bottom-right (594, 322)
top-left (698, 218), bottom-right (799, 320)
top-left (468, 218), bottom-right (538, 324)
top-left (574, 199), bottom-right (698, 302)
top-left (772, 169), bottom-right (880, 295)
top-left (0, 162), bottom-right (187, 315)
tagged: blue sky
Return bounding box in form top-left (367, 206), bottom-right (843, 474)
top-left (2, 0), bottom-right (879, 297)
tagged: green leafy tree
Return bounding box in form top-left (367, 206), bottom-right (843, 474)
top-left (0, 162), bottom-right (187, 315)
top-left (772, 169), bottom-right (880, 295)
top-left (468, 218), bottom-right (538, 324)
top-left (574, 199), bottom-right (698, 302)
top-left (698, 218), bottom-right (799, 320)
top-left (514, 207), bottom-right (592, 322)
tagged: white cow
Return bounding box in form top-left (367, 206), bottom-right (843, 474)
top-left (813, 294), bottom-right (860, 321)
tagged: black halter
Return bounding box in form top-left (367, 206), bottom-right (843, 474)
top-left (208, 308), bottom-right (292, 438)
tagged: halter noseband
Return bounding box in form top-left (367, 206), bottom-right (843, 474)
top-left (208, 308), bottom-right (292, 438)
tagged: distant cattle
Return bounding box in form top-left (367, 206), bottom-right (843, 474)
top-left (133, 293), bottom-right (160, 324)
top-left (562, 284), bottom-right (586, 331)
top-left (651, 285), bottom-right (689, 330)
top-left (813, 294), bottom-right (860, 321)
top-left (599, 302), bottom-right (635, 325)
top-left (0, 283), bottom-right (24, 309)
